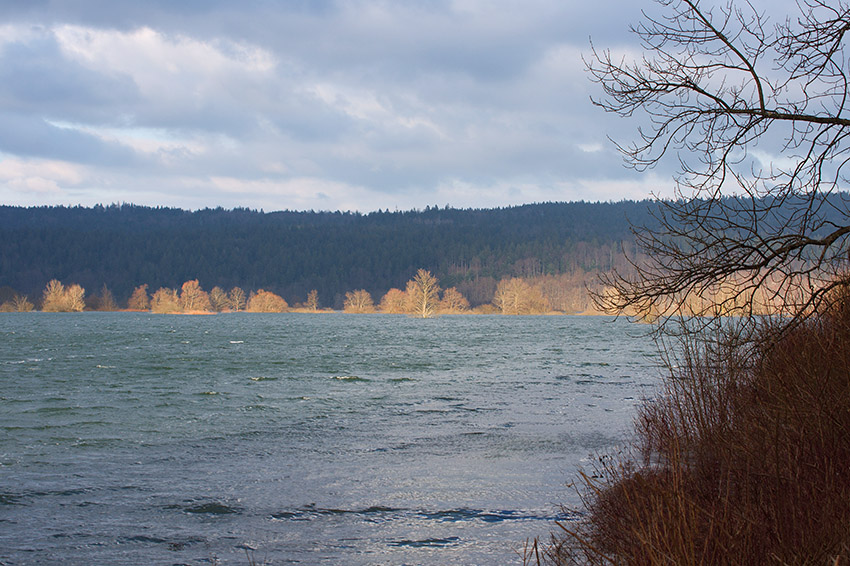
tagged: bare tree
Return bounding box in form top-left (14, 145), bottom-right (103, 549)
top-left (66, 284), bottom-right (86, 312)
top-left (179, 280), bottom-right (212, 312)
top-left (343, 289), bottom-right (376, 313)
top-left (545, 3), bottom-right (850, 564)
top-left (209, 286), bottom-right (230, 312)
top-left (0, 294), bottom-right (34, 312)
top-left (306, 289), bottom-right (320, 312)
top-left (405, 269), bottom-right (441, 318)
top-left (128, 284), bottom-right (150, 311)
top-left (41, 279), bottom-right (66, 312)
top-left (95, 284), bottom-right (118, 311)
top-left (589, 0), bottom-right (850, 332)
top-left (493, 277), bottom-right (548, 315)
top-left (12, 294), bottom-right (34, 312)
top-left (439, 287), bottom-right (470, 313)
top-left (378, 288), bottom-right (408, 313)
top-left (150, 287), bottom-right (181, 313)
top-left (229, 287), bottom-right (247, 311)
top-left (41, 279), bottom-right (85, 312)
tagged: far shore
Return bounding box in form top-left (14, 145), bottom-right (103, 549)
top-left (7, 308), bottom-right (613, 316)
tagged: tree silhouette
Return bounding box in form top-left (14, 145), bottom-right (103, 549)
top-left (589, 0), bottom-right (850, 333)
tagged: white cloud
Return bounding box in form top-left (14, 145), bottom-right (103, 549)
top-left (206, 175), bottom-right (381, 212)
top-left (0, 156), bottom-right (86, 186)
top-left (54, 25), bottom-right (276, 82)
top-left (0, 23), bottom-right (43, 48)
top-left (0, 156), bottom-right (90, 204)
top-left (0, 1), bottom-right (674, 211)
top-left (46, 120), bottom-right (208, 159)
top-left (750, 149), bottom-right (800, 173)
top-left (49, 24), bottom-right (279, 133)
top-left (578, 143), bottom-right (604, 154)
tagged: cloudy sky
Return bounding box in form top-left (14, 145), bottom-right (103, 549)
top-left (0, 0), bottom-right (774, 212)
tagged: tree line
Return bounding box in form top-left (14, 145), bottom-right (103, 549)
top-left (0, 268), bottom-right (611, 316)
top-left (0, 201), bottom-right (650, 309)
top-left (4, 198), bottom-right (833, 316)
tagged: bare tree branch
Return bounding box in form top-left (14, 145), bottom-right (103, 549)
top-left (588, 0), bottom-right (850, 335)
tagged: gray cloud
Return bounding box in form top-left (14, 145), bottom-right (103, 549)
top-left (0, 113), bottom-right (139, 165)
top-left (0, 31), bottom-right (140, 122)
top-left (0, 0), bottom-right (731, 211)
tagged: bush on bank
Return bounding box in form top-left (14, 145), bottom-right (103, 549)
top-left (536, 285), bottom-right (850, 565)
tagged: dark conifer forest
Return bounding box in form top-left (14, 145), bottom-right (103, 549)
top-left (0, 201), bottom-right (656, 308)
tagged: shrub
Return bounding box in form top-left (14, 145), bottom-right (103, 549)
top-left (542, 286), bottom-right (850, 565)
top-left (246, 289), bottom-right (288, 313)
top-left (150, 287), bottom-right (181, 313)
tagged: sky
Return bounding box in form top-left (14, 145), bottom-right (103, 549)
top-left (0, 0), bottom-right (783, 212)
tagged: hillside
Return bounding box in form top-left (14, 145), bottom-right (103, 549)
top-left (0, 201), bottom-right (655, 309)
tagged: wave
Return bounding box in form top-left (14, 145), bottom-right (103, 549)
top-left (269, 504), bottom-right (562, 524)
top-left (330, 375), bottom-right (370, 382)
top-left (168, 500), bottom-right (243, 515)
top-left (389, 536), bottom-right (460, 548)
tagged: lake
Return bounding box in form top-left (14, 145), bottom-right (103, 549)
top-left (0, 312), bottom-right (659, 565)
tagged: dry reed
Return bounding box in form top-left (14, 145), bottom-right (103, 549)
top-left (533, 286), bottom-right (850, 565)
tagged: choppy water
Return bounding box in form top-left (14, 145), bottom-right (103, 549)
top-left (0, 312), bottom-right (659, 565)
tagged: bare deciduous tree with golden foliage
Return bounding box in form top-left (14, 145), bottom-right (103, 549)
top-left (343, 289), bottom-right (375, 313)
top-left (405, 269), bottom-right (441, 318)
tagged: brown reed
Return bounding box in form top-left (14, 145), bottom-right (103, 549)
top-left (534, 286), bottom-right (850, 565)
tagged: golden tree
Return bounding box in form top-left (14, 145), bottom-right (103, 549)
top-left (378, 288), bottom-right (408, 313)
top-left (128, 284), bottom-right (150, 310)
top-left (493, 277), bottom-right (548, 315)
top-left (41, 279), bottom-right (85, 312)
top-left (66, 284), bottom-right (85, 312)
top-left (13, 295), bottom-right (34, 312)
top-left (405, 269), bottom-right (441, 318)
top-left (343, 289), bottom-right (376, 313)
top-left (150, 287), bottom-right (181, 313)
top-left (179, 280), bottom-right (212, 312)
top-left (306, 289), bottom-right (319, 311)
top-left (209, 286), bottom-right (230, 312)
top-left (246, 289), bottom-right (288, 312)
top-left (229, 287), bottom-right (247, 311)
top-left (0, 294), bottom-right (34, 312)
top-left (438, 287), bottom-right (470, 313)
top-left (41, 279), bottom-right (65, 312)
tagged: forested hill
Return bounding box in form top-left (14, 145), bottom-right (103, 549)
top-left (0, 201), bottom-right (656, 308)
